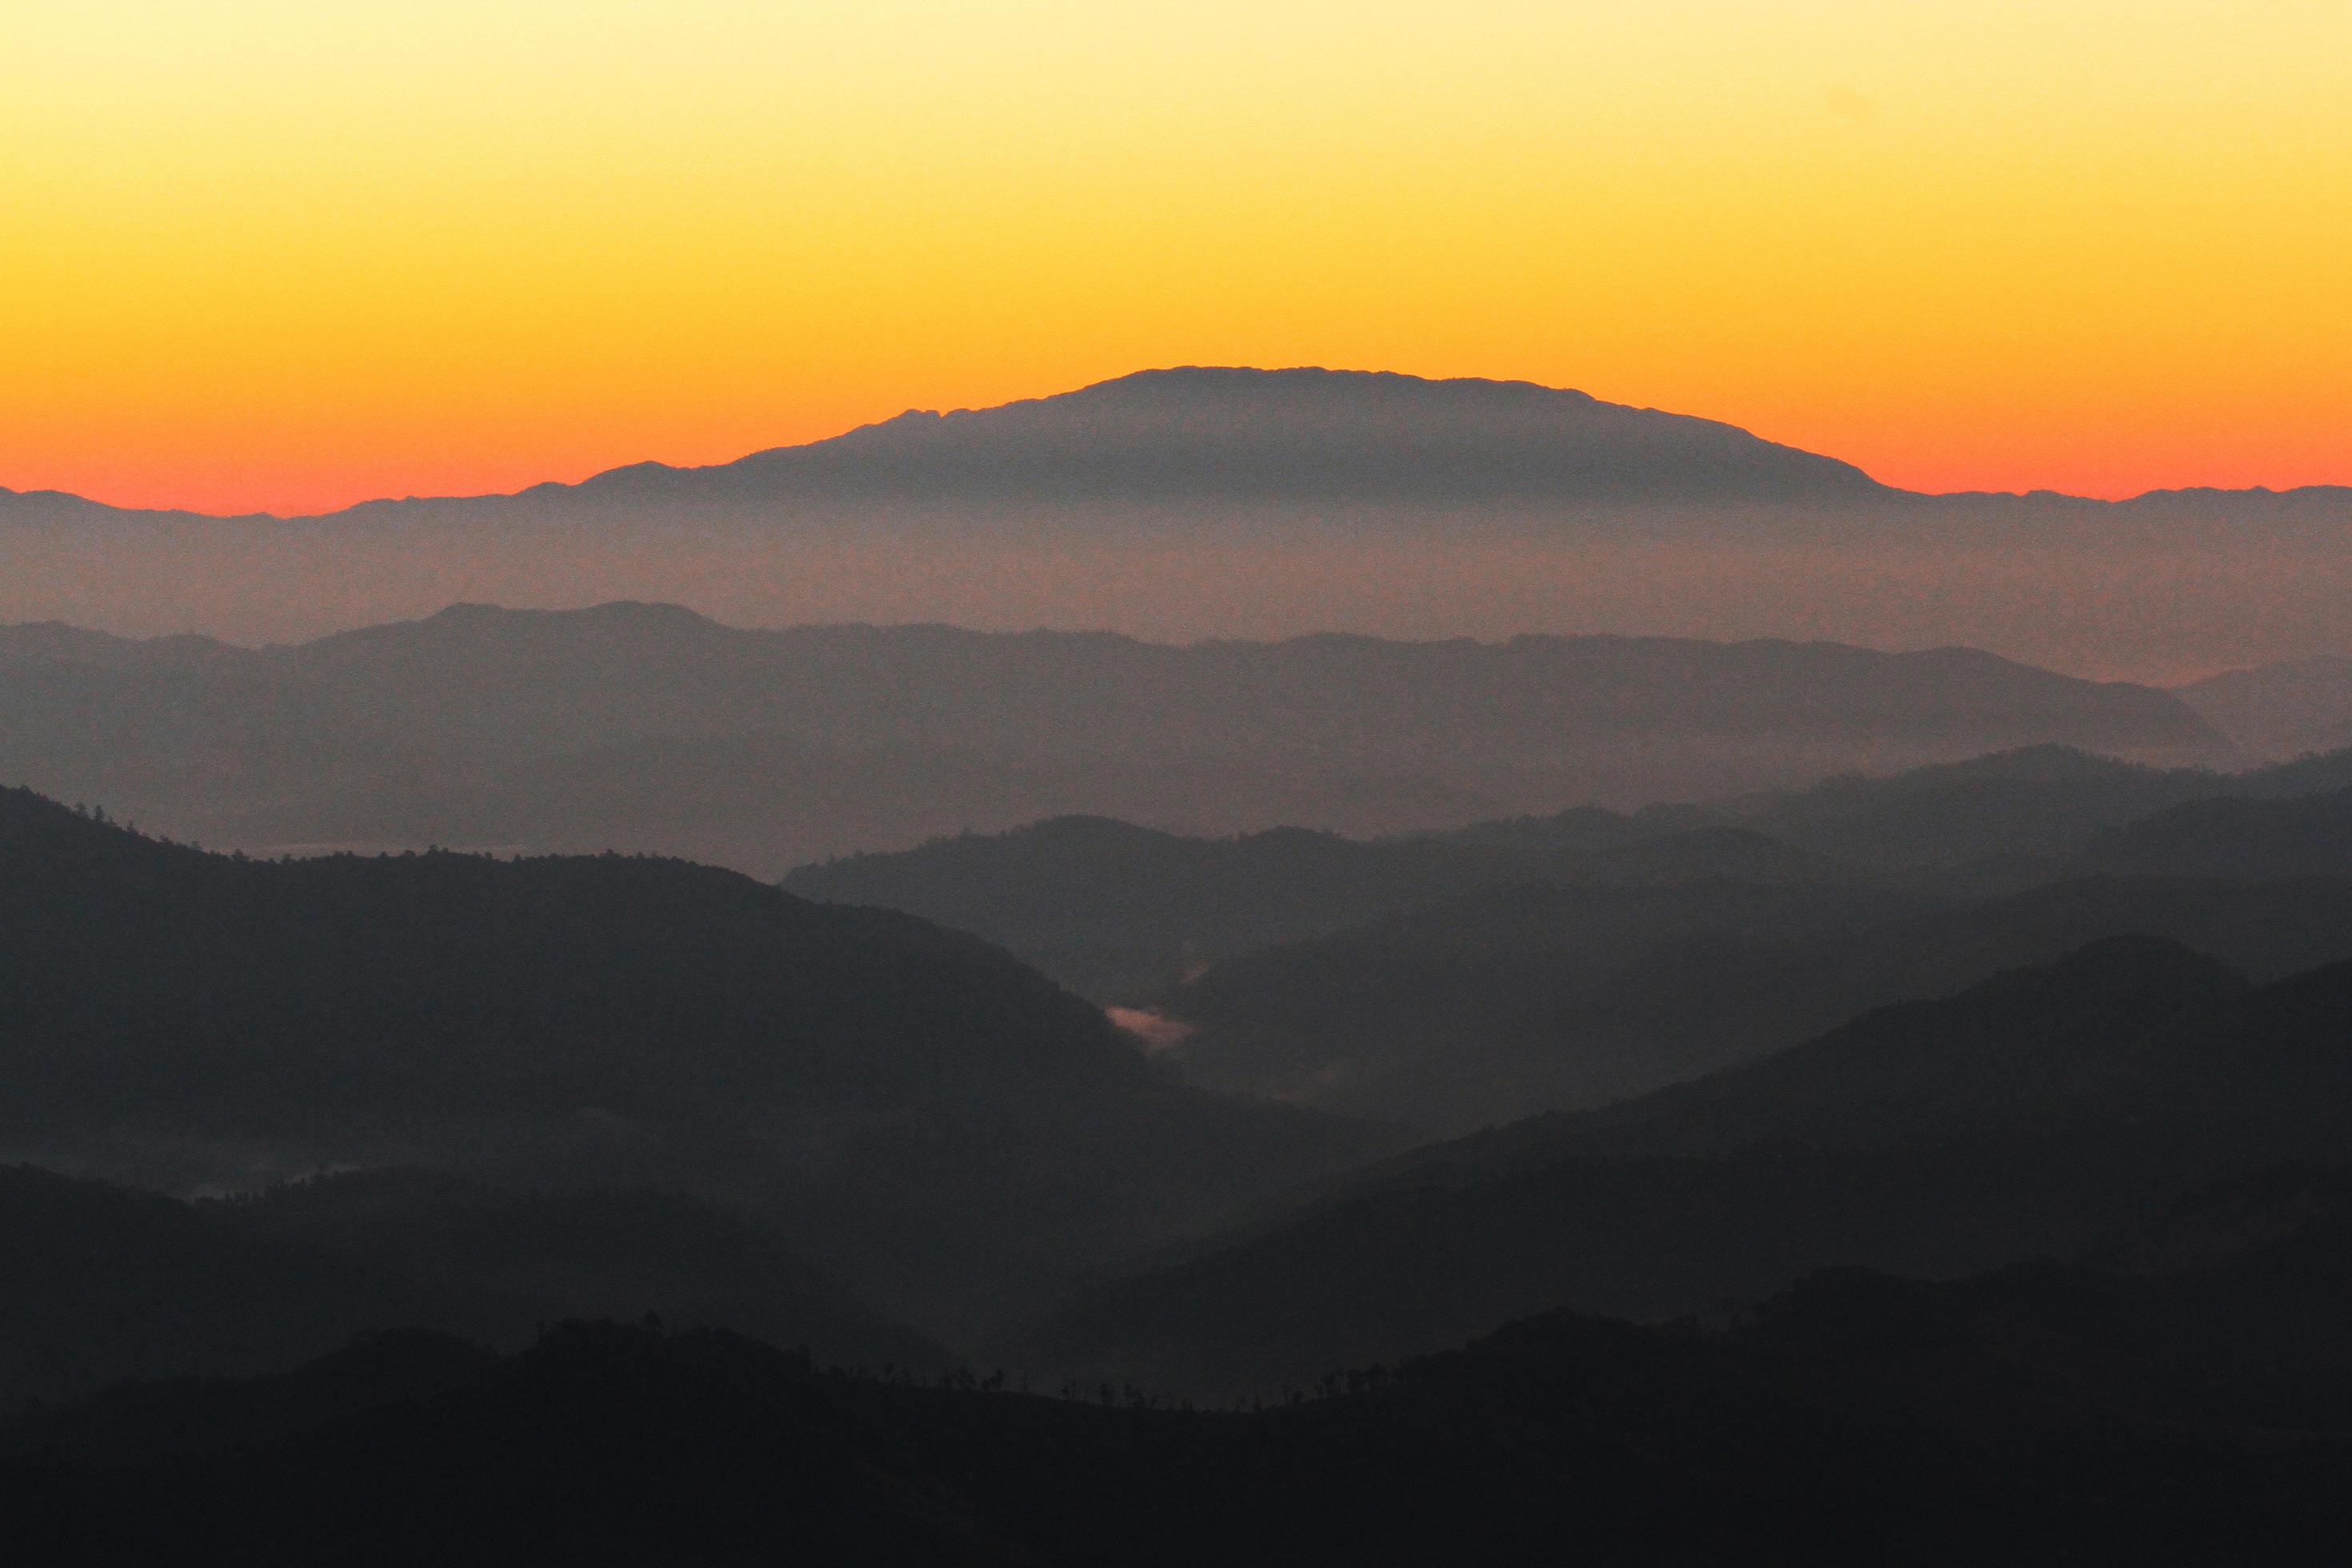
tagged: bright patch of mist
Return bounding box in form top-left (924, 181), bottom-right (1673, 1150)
top-left (1107, 1006), bottom-right (1195, 1054)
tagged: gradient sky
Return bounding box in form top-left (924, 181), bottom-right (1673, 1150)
top-left (4, 2), bottom-right (2347, 515)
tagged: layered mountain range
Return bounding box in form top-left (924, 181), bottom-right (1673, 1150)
top-left (0, 603), bottom-right (2233, 873)
top-left (8, 367), bottom-right (2351, 671)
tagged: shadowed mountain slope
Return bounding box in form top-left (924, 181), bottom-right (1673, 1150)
top-left (2078, 783), bottom-right (2352, 880)
top-left (1160, 872), bottom-right (2352, 1132)
top-left (1035, 938), bottom-right (2352, 1389)
top-left (0, 787), bottom-right (1381, 1331)
top-left (14, 1234), bottom-right (2352, 1566)
top-left (201, 1170), bottom-right (948, 1372)
top-left (0, 1164), bottom-right (517, 1410)
top-left (0, 1164), bottom-right (942, 1410)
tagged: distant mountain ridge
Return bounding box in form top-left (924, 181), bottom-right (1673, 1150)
top-left (8, 368), bottom-right (2350, 523)
top-left (528, 366), bottom-right (1890, 510)
top-left (9, 368), bottom-right (2352, 670)
top-left (0, 603), bottom-right (2230, 874)
top-left (13, 366), bottom-right (1885, 520)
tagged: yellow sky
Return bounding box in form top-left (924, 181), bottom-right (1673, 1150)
top-left (3, 2), bottom-right (2347, 513)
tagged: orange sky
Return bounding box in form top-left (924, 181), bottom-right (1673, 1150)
top-left (3, 2), bottom-right (2347, 516)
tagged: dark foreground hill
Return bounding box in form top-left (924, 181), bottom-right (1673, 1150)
top-left (14, 1201), bottom-right (2352, 1568)
top-left (0, 1164), bottom-right (944, 1408)
top-left (0, 788), bottom-right (1381, 1331)
top-left (1037, 938), bottom-right (2352, 1389)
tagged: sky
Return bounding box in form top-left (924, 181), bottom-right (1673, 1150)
top-left (3, 2), bottom-right (2347, 516)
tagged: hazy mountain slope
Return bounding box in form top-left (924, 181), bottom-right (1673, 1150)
top-left (2078, 783), bottom-right (2352, 879)
top-left (781, 745), bottom-right (2352, 991)
top-left (0, 787), bottom-right (1381, 1330)
top-left (2176, 654), bottom-right (2352, 762)
top-left (1721, 745), bottom-right (2232, 873)
top-left (0, 605), bottom-right (2226, 872)
top-left (1036, 939), bottom-right (2352, 1386)
top-left (1159, 873), bottom-right (1930, 1120)
top-left (1158, 873), bottom-right (2352, 1133)
top-left (785, 813), bottom-right (1665, 1002)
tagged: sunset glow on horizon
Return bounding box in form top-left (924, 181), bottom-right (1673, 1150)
top-left (5, 2), bottom-right (2348, 516)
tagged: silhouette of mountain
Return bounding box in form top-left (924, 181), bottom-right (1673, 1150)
top-left (202, 1170), bottom-right (947, 1371)
top-left (10, 370), bottom-right (2352, 673)
top-left (0, 787), bottom-right (1381, 1334)
top-left (0, 605), bottom-right (2226, 874)
top-left (1036, 938), bottom-right (2352, 1389)
top-left (13, 1243), bottom-right (2352, 1565)
top-left (0, 1164), bottom-right (538, 1409)
top-left (517, 366), bottom-right (1890, 507)
top-left (8, 370), bottom-right (1886, 528)
top-left (0, 1162), bottom-right (941, 1409)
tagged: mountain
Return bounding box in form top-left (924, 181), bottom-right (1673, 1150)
top-left (0, 1163), bottom-right (518, 1410)
top-left (1722, 744), bottom-right (2234, 874)
top-left (0, 1162), bottom-right (942, 1410)
top-left (784, 811), bottom-right (1686, 1002)
top-left (0, 605), bottom-right (2227, 874)
top-left (0, 786), bottom-right (1381, 1332)
top-left (1034, 938), bottom-right (2352, 1389)
top-left (201, 1170), bottom-right (947, 1372)
top-left (1157, 874), bottom-right (1926, 1123)
top-left (14, 1246), bottom-right (2352, 1565)
top-left (7, 370), bottom-right (1886, 530)
top-left (2176, 654), bottom-right (2352, 761)
top-left (2079, 783), bottom-right (2352, 879)
top-left (1159, 872), bottom-right (2352, 1133)
top-left (550, 366), bottom-right (1891, 508)
top-left (782, 744), bottom-right (2352, 1010)
top-left (9, 368), bottom-right (2352, 673)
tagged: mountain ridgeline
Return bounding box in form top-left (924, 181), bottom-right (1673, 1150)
top-left (0, 787), bottom-right (1383, 1334)
top-left (0, 604), bottom-right (2228, 874)
top-left (9, 367), bottom-right (2352, 673)
top-left (10, 358), bottom-right (2352, 1558)
top-left (1034, 935), bottom-right (2352, 1391)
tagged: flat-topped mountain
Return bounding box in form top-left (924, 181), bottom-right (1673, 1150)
top-left (544, 366), bottom-right (1890, 509)
top-left (8, 369), bottom-right (2352, 668)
